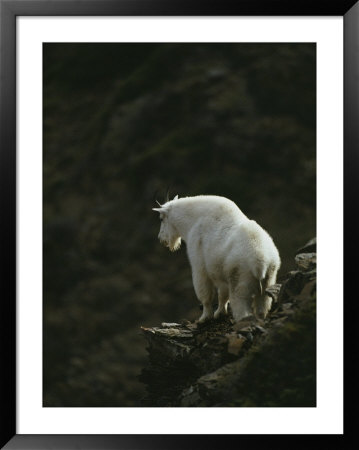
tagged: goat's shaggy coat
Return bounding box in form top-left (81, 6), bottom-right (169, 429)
top-left (153, 195), bottom-right (280, 323)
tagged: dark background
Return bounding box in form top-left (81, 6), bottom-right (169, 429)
top-left (43, 43), bottom-right (316, 406)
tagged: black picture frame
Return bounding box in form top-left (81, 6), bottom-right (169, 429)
top-left (1, 0), bottom-right (356, 448)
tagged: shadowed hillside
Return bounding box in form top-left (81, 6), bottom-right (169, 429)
top-left (140, 240), bottom-right (316, 407)
top-left (43, 43), bottom-right (316, 406)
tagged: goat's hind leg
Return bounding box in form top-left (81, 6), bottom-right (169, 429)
top-left (254, 269), bottom-right (277, 320)
top-left (254, 293), bottom-right (272, 320)
top-left (192, 270), bottom-right (215, 323)
top-left (229, 272), bottom-right (256, 322)
top-left (214, 285), bottom-right (229, 319)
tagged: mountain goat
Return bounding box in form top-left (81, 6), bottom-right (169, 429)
top-left (153, 195), bottom-right (280, 323)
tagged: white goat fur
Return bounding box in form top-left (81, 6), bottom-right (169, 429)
top-left (153, 195), bottom-right (281, 323)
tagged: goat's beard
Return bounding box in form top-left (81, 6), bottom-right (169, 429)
top-left (160, 236), bottom-right (181, 252)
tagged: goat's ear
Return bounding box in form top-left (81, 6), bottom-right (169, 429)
top-left (152, 207), bottom-right (165, 213)
top-left (173, 195), bottom-right (179, 201)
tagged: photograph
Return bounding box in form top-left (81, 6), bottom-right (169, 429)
top-left (43, 42), bottom-right (316, 408)
top-left (2, 0), bottom-right (354, 447)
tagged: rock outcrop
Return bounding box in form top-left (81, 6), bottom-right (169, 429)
top-left (140, 238), bottom-right (316, 407)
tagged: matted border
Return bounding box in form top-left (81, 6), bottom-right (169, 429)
top-left (1, 0), bottom-right (356, 448)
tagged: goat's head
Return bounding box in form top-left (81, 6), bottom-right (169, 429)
top-left (153, 195), bottom-right (181, 251)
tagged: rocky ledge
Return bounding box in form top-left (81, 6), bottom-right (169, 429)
top-left (140, 238), bottom-right (316, 407)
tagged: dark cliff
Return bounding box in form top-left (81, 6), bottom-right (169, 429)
top-left (140, 238), bottom-right (316, 407)
top-left (43, 43), bottom-right (316, 406)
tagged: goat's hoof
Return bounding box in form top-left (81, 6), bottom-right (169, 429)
top-left (197, 315), bottom-right (212, 324)
top-left (214, 309), bottom-right (227, 319)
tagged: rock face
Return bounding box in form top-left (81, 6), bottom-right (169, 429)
top-left (140, 238), bottom-right (316, 407)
